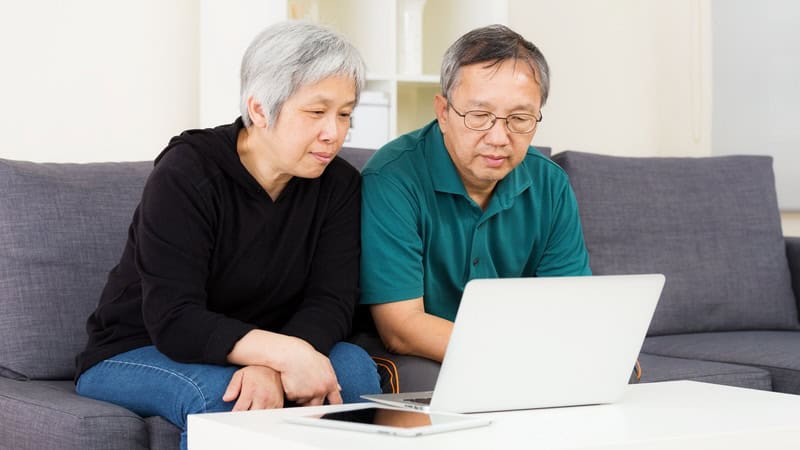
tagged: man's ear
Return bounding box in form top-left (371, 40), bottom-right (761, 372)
top-left (434, 94), bottom-right (449, 130)
top-left (246, 97), bottom-right (269, 128)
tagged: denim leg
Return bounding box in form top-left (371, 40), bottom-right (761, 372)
top-left (328, 341), bottom-right (382, 403)
top-left (76, 346), bottom-right (238, 450)
top-left (76, 342), bottom-right (380, 448)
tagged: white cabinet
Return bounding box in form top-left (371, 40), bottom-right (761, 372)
top-left (288, 0), bottom-right (509, 145)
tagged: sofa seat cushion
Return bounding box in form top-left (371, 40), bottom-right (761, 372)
top-left (0, 378), bottom-right (179, 449)
top-left (637, 353), bottom-right (772, 391)
top-left (553, 151), bottom-right (799, 335)
top-left (350, 332), bottom-right (441, 393)
top-left (642, 331), bottom-right (800, 394)
top-left (146, 416), bottom-right (182, 450)
top-left (0, 159), bottom-right (151, 380)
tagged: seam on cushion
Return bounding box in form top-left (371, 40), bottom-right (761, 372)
top-left (642, 351), bottom-right (790, 373)
top-left (0, 391), bottom-right (145, 422)
top-left (690, 372), bottom-right (769, 381)
top-left (0, 366), bottom-right (29, 381)
top-left (102, 359), bottom-right (210, 411)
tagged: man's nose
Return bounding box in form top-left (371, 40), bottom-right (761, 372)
top-left (484, 119), bottom-right (511, 146)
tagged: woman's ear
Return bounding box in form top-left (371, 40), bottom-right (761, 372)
top-left (246, 97), bottom-right (269, 128)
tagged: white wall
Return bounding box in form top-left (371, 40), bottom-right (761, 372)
top-left (1, 1), bottom-right (796, 232)
top-left (198, 0), bottom-right (286, 127)
top-left (0, 1), bottom-right (199, 162)
top-left (508, 0), bottom-right (712, 158)
top-left (711, 0), bottom-right (800, 211)
top-left (3, 1), bottom-right (715, 163)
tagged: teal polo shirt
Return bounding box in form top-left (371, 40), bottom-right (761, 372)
top-left (360, 121), bottom-right (591, 321)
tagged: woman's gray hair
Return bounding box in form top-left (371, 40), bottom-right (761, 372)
top-left (240, 21), bottom-right (366, 127)
top-left (440, 24), bottom-right (550, 107)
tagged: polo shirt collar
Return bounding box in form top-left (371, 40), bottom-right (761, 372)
top-left (425, 121), bottom-right (467, 196)
top-left (424, 121), bottom-right (534, 210)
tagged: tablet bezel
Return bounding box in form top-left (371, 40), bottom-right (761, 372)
top-left (284, 405), bottom-right (491, 437)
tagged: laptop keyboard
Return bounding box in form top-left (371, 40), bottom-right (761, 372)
top-left (407, 397), bottom-right (432, 405)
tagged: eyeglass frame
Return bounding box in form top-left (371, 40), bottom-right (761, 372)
top-left (447, 103), bottom-right (543, 134)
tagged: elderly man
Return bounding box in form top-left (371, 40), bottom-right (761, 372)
top-left (360, 24), bottom-right (591, 364)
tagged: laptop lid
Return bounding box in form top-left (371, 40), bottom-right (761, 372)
top-left (427, 274), bottom-right (664, 413)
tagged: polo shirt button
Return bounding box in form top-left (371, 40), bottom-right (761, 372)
top-left (472, 257), bottom-right (480, 266)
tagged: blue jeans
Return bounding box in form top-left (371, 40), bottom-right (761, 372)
top-left (76, 342), bottom-right (381, 449)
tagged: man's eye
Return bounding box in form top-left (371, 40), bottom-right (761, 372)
top-left (339, 112), bottom-right (352, 118)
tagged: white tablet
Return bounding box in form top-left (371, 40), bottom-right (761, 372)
top-left (284, 405), bottom-right (491, 437)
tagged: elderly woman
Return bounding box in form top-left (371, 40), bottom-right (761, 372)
top-left (75, 21), bottom-right (381, 448)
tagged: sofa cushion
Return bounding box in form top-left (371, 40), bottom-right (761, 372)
top-left (0, 159), bottom-right (151, 380)
top-left (637, 353), bottom-right (772, 391)
top-left (0, 378), bottom-right (180, 449)
top-left (350, 332), bottom-right (441, 393)
top-left (553, 152), bottom-right (799, 335)
top-left (642, 331), bottom-right (800, 394)
top-left (787, 237), bottom-right (800, 308)
top-left (338, 146), bottom-right (375, 171)
top-left (146, 416), bottom-right (182, 450)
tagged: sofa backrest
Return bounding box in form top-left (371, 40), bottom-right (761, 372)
top-left (553, 151), bottom-right (800, 336)
top-left (0, 158), bottom-right (152, 380)
top-left (338, 146), bottom-right (375, 171)
top-left (0, 147), bottom-right (375, 381)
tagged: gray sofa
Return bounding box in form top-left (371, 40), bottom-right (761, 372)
top-left (0, 148), bottom-right (375, 450)
top-left (1, 149), bottom-right (798, 449)
top-left (553, 151), bottom-right (800, 393)
top-left (357, 151), bottom-right (800, 395)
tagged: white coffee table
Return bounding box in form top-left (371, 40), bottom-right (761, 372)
top-left (188, 381), bottom-right (800, 449)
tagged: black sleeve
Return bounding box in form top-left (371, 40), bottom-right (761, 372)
top-left (136, 158), bottom-right (255, 365)
top-left (279, 170), bottom-right (362, 355)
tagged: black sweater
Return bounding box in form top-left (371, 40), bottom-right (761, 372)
top-left (76, 118), bottom-right (361, 377)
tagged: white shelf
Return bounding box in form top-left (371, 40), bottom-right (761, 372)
top-left (286, 0), bottom-right (510, 146)
top-left (395, 74), bottom-right (440, 84)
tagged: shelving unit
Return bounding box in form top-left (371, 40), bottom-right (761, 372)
top-left (287, 0), bottom-right (509, 145)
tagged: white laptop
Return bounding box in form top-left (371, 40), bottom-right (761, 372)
top-left (362, 274), bottom-right (665, 413)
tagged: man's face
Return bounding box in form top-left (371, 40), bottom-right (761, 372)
top-left (434, 60), bottom-right (542, 196)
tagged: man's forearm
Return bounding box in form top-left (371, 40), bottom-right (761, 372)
top-left (404, 311), bottom-right (453, 362)
top-left (371, 297), bottom-right (454, 362)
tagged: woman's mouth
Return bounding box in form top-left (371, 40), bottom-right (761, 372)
top-left (311, 152), bottom-right (334, 164)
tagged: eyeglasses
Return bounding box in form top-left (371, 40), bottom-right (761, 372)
top-left (448, 103), bottom-right (542, 134)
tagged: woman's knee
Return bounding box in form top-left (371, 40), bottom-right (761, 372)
top-left (75, 347), bottom-right (237, 430)
top-left (329, 342), bottom-right (381, 401)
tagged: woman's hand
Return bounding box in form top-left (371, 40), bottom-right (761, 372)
top-left (279, 337), bottom-right (342, 406)
top-left (223, 365), bottom-right (284, 411)
top-left (226, 330), bottom-right (342, 406)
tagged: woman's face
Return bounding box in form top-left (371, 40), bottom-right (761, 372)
top-left (262, 75), bottom-right (357, 179)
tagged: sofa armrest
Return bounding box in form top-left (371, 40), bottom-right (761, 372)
top-left (787, 237), bottom-right (800, 309)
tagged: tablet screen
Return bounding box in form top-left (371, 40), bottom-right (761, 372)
top-left (321, 407), bottom-right (436, 428)
top-left (286, 406), bottom-right (491, 436)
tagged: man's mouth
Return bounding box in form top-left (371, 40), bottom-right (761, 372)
top-left (481, 154), bottom-right (507, 168)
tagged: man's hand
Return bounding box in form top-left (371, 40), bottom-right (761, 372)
top-left (223, 365), bottom-right (284, 411)
top-left (278, 337), bottom-right (342, 406)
